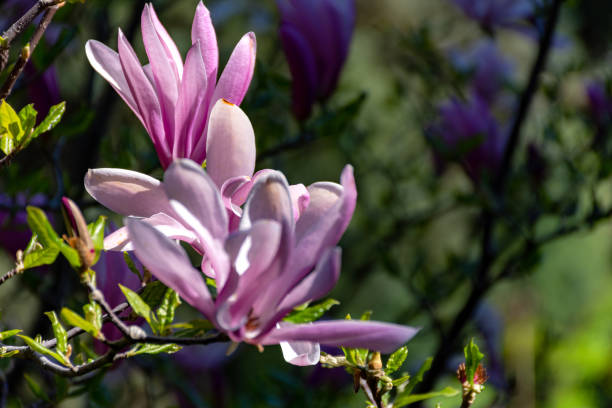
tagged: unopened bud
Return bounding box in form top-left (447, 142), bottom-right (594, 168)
top-left (21, 44), bottom-right (30, 59)
top-left (128, 325), bottom-right (146, 340)
top-left (368, 351), bottom-right (383, 371)
top-left (61, 197), bottom-right (95, 269)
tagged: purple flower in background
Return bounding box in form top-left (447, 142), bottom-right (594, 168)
top-left (125, 160), bottom-right (418, 366)
top-left (586, 81), bottom-right (612, 127)
top-left (451, 0), bottom-right (533, 31)
top-left (430, 96), bottom-right (506, 182)
top-left (0, 193), bottom-right (48, 257)
top-left (451, 41), bottom-right (512, 103)
top-left (84, 101), bottom-right (309, 252)
top-left (86, 2), bottom-right (256, 169)
top-left (277, 0), bottom-right (355, 120)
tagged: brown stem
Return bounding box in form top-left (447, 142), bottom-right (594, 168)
top-left (0, 3), bottom-right (62, 100)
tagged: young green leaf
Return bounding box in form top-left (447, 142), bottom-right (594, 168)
top-left (119, 284), bottom-right (158, 332)
top-left (60, 307), bottom-right (99, 338)
top-left (87, 215), bottom-right (106, 251)
top-left (0, 329), bottom-right (22, 340)
top-left (123, 252), bottom-right (142, 280)
top-left (17, 104), bottom-right (37, 142)
top-left (83, 302), bottom-right (103, 332)
top-left (394, 387), bottom-right (459, 407)
top-left (0, 100), bottom-right (22, 154)
top-left (464, 338), bottom-right (484, 386)
top-left (127, 343), bottom-right (181, 357)
top-left (403, 357), bottom-right (433, 395)
top-left (26, 206), bottom-right (60, 248)
top-left (24, 374), bottom-right (50, 402)
top-left (392, 375), bottom-right (411, 387)
top-left (283, 299), bottom-right (340, 324)
top-left (139, 280), bottom-right (167, 310)
top-left (44, 311), bottom-right (68, 356)
top-left (18, 334), bottom-right (70, 366)
top-left (22, 246), bottom-right (60, 269)
top-left (386, 346), bottom-right (408, 374)
top-left (157, 288), bottom-right (180, 334)
top-left (31, 101), bottom-right (65, 139)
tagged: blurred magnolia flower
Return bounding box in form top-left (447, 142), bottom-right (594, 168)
top-left (450, 41), bottom-right (512, 103)
top-left (84, 100), bottom-right (309, 252)
top-left (586, 81), bottom-right (612, 127)
top-left (429, 96), bottom-right (506, 182)
top-left (86, 2), bottom-right (256, 169)
top-left (125, 159), bottom-right (418, 366)
top-left (0, 193), bottom-right (48, 257)
top-left (451, 0), bottom-right (533, 31)
top-left (277, 0), bottom-right (355, 120)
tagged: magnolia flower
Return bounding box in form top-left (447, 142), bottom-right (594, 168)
top-left (429, 96), bottom-right (506, 182)
top-left (84, 100), bottom-right (308, 252)
top-left (277, 0), bottom-right (355, 120)
top-left (125, 159), bottom-right (418, 365)
top-left (85, 2), bottom-right (256, 168)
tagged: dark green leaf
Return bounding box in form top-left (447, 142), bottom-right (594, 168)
top-left (139, 280), bottom-right (167, 310)
top-left (24, 374), bottom-right (50, 402)
top-left (386, 346), bottom-right (408, 374)
top-left (45, 311), bottom-right (68, 356)
top-left (283, 299), bottom-right (340, 324)
top-left (394, 387), bottom-right (459, 407)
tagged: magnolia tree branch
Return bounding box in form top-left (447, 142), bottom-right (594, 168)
top-left (0, 0), bottom-right (63, 73)
top-left (0, 2), bottom-right (63, 100)
top-left (417, 0), bottom-right (565, 395)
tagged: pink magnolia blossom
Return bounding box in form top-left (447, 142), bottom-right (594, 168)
top-left (124, 159), bottom-right (418, 365)
top-left (85, 2), bottom-right (256, 168)
top-left (84, 100), bottom-right (308, 252)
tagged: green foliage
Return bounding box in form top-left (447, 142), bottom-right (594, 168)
top-left (119, 284), bottom-right (158, 332)
top-left (157, 288), bottom-right (181, 335)
top-left (60, 307), bottom-right (100, 339)
top-left (386, 346), bottom-right (408, 374)
top-left (87, 215), bottom-right (106, 262)
top-left (139, 280), bottom-right (167, 310)
top-left (125, 343), bottom-right (182, 357)
top-left (404, 357), bottom-right (432, 395)
top-left (283, 299), bottom-right (340, 323)
top-left (26, 206), bottom-right (80, 268)
top-left (170, 319), bottom-right (214, 337)
top-left (44, 311), bottom-right (68, 356)
top-left (83, 301), bottom-right (103, 333)
top-left (0, 329), bottom-right (21, 341)
top-left (24, 374), bottom-right (50, 402)
top-left (0, 101), bottom-right (65, 157)
top-left (21, 234), bottom-right (59, 269)
top-left (464, 338), bottom-right (484, 386)
top-left (123, 252), bottom-right (143, 280)
top-left (394, 387), bottom-right (459, 407)
top-left (18, 334), bottom-right (70, 366)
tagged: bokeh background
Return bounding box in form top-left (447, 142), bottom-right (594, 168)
top-left (2, 0), bottom-right (612, 406)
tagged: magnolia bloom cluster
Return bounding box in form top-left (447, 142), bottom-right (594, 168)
top-left (277, 0), bottom-right (355, 120)
top-left (86, 2), bottom-right (255, 168)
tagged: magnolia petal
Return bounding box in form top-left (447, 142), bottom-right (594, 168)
top-left (191, 1), bottom-right (218, 97)
top-left (261, 320), bottom-right (419, 354)
top-left (163, 159), bottom-right (228, 240)
top-left (210, 32), bottom-right (256, 106)
top-left (206, 100), bottom-right (256, 188)
top-left (85, 40), bottom-right (141, 122)
top-left (288, 183), bottom-right (310, 221)
top-left (174, 41), bottom-right (208, 159)
top-left (84, 168), bottom-right (172, 217)
top-left (146, 3), bottom-right (183, 80)
top-left (277, 322), bottom-right (320, 366)
top-left (126, 218), bottom-right (214, 319)
top-left (241, 170), bottom-right (294, 231)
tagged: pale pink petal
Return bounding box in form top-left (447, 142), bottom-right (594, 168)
top-left (84, 168), bottom-right (173, 217)
top-left (210, 32), bottom-right (256, 106)
top-left (277, 322), bottom-right (320, 366)
top-left (191, 0), bottom-right (218, 104)
top-left (205, 100), bottom-right (256, 188)
top-left (146, 3), bottom-right (183, 79)
top-left (288, 184), bottom-right (310, 221)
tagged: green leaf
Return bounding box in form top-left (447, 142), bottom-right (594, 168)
top-left (0, 349), bottom-right (19, 358)
top-left (464, 339), bottom-right (484, 386)
top-left (26, 206), bottom-right (60, 248)
top-left (170, 319), bottom-right (214, 337)
top-left (283, 299), bottom-right (340, 324)
top-left (139, 280), bottom-right (167, 310)
top-left (22, 246), bottom-right (59, 269)
top-left (44, 311), bottom-right (68, 356)
top-left (17, 104), bottom-right (37, 143)
top-left (18, 334), bottom-right (69, 366)
top-left (0, 100), bottom-right (22, 155)
top-left (157, 288), bottom-right (180, 334)
top-left (120, 284), bottom-right (158, 332)
top-left (386, 346), bottom-right (408, 374)
top-left (24, 373), bottom-right (50, 402)
top-left (86, 215), bottom-right (106, 265)
top-left (392, 375), bottom-right (411, 387)
top-left (123, 252), bottom-right (142, 280)
top-left (360, 310), bottom-right (372, 321)
top-left (31, 101), bottom-right (65, 139)
top-left (60, 307), bottom-right (99, 338)
top-left (83, 301), bottom-right (103, 332)
top-left (403, 357), bottom-right (433, 395)
top-left (59, 243), bottom-right (81, 269)
top-left (394, 387), bottom-right (459, 407)
top-left (127, 343), bottom-right (181, 357)
top-left (0, 329), bottom-right (22, 340)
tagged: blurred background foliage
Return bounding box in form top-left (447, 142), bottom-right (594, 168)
top-left (2, 0), bottom-right (612, 406)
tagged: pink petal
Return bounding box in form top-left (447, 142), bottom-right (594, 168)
top-left (241, 170), bottom-right (294, 231)
top-left (85, 40), bottom-right (142, 123)
top-left (210, 32), bottom-right (256, 106)
top-left (205, 100), bottom-right (256, 188)
top-left (191, 1), bottom-right (218, 103)
top-left (146, 3), bottom-right (184, 79)
top-left (288, 183), bottom-right (310, 221)
top-left (261, 320), bottom-right (420, 353)
top-left (277, 322), bottom-right (320, 366)
top-left (117, 29), bottom-right (170, 167)
top-left (174, 41), bottom-right (209, 160)
top-left (126, 218), bottom-right (214, 319)
top-left (84, 168), bottom-right (173, 217)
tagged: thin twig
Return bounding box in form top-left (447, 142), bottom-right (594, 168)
top-left (0, 3), bottom-right (63, 100)
top-left (0, 267), bottom-right (20, 287)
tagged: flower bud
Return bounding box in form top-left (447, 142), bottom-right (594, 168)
top-left (61, 197), bottom-right (95, 269)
